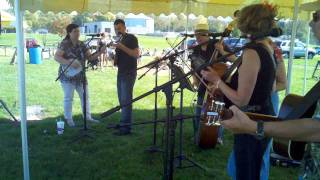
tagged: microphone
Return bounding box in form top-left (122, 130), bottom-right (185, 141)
top-left (180, 32), bottom-right (230, 38)
top-left (269, 27), bottom-right (283, 37)
top-left (180, 33), bottom-right (195, 38)
top-left (208, 32), bottom-right (228, 37)
top-left (86, 33), bottom-right (103, 37)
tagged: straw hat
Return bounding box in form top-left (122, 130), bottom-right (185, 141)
top-left (195, 22), bottom-right (209, 33)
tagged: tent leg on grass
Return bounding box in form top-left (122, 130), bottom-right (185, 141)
top-left (15, 0), bottom-right (30, 179)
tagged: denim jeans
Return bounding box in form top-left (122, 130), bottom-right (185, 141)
top-left (231, 134), bottom-right (271, 180)
top-left (271, 91), bottom-right (279, 115)
top-left (117, 72), bottom-right (137, 132)
top-left (194, 94), bottom-right (204, 135)
top-left (61, 81), bottom-right (92, 121)
top-left (228, 138), bottom-right (272, 180)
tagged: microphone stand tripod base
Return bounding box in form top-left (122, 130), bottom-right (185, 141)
top-left (70, 124), bottom-right (96, 143)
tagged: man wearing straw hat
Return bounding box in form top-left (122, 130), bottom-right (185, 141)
top-left (191, 21), bottom-right (236, 145)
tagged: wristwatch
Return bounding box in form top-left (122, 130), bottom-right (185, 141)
top-left (255, 120), bottom-right (264, 140)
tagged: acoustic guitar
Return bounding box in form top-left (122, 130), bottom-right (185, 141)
top-left (219, 81), bottom-right (320, 161)
top-left (272, 80), bottom-right (320, 161)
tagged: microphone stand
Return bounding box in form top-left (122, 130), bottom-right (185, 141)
top-left (164, 38), bottom-right (207, 171)
top-left (139, 36), bottom-right (187, 153)
top-left (0, 99), bottom-right (19, 126)
top-left (101, 42), bottom-right (246, 179)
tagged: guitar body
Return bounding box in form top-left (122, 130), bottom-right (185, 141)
top-left (197, 62), bottom-right (227, 149)
top-left (198, 92), bottom-right (222, 149)
top-left (272, 94), bottom-right (317, 161)
top-left (219, 81), bottom-right (320, 160)
top-left (198, 121), bottom-right (220, 149)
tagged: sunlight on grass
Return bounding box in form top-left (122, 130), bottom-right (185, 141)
top-left (1, 35), bottom-right (317, 179)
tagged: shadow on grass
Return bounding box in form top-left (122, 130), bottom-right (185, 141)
top-left (0, 108), bottom-right (298, 180)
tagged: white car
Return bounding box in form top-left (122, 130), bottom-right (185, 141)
top-left (276, 40), bottom-right (316, 59)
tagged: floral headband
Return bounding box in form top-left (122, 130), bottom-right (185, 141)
top-left (262, 1), bottom-right (277, 12)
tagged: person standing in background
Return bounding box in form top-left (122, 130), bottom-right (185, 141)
top-left (112, 19), bottom-right (140, 136)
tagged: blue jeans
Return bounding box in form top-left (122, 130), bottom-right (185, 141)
top-left (271, 91), bottom-right (279, 115)
top-left (194, 94), bottom-right (204, 134)
top-left (229, 135), bottom-right (271, 180)
top-left (228, 139), bottom-right (272, 180)
top-left (117, 72), bottom-right (136, 132)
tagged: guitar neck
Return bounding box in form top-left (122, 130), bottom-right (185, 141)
top-left (221, 109), bottom-right (280, 122)
top-left (246, 112), bottom-right (279, 122)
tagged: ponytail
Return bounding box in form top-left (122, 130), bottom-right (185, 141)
top-left (63, 34), bottom-right (70, 40)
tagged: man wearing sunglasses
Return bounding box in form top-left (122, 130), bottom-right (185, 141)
top-left (191, 22), bottom-right (236, 145)
top-left (221, 2), bottom-right (320, 179)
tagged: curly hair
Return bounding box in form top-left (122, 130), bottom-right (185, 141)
top-left (238, 3), bottom-right (278, 38)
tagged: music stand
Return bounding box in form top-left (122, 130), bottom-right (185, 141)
top-left (167, 64), bottom-right (206, 170)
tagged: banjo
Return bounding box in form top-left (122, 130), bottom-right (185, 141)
top-left (58, 38), bottom-right (115, 79)
top-left (59, 45), bottom-right (85, 79)
top-left (61, 58), bottom-right (82, 78)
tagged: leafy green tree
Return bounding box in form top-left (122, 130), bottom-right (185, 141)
top-left (72, 12), bottom-right (93, 26)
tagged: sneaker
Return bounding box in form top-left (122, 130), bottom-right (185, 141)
top-left (65, 119), bottom-right (75, 127)
top-left (87, 117), bottom-right (100, 123)
top-left (217, 138), bottom-right (224, 145)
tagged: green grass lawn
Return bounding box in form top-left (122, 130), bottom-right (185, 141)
top-left (0, 33), bottom-right (171, 50)
top-left (0, 34), bottom-right (319, 179)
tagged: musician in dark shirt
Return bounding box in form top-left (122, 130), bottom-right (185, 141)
top-left (112, 19), bottom-right (140, 135)
top-left (191, 22), bottom-right (236, 144)
top-left (201, 3), bottom-right (278, 180)
top-left (54, 24), bottom-right (106, 127)
top-left (222, 5), bottom-right (320, 180)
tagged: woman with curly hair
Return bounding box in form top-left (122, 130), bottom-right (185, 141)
top-left (201, 3), bottom-right (279, 179)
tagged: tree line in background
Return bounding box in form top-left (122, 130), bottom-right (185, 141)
top-left (3, 10), bottom-right (318, 45)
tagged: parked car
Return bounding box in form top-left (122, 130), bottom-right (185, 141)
top-left (178, 38), bottom-right (197, 50)
top-left (314, 46), bottom-right (320, 55)
top-left (186, 38), bottom-right (197, 48)
top-left (277, 40), bottom-right (316, 59)
top-left (224, 37), bottom-right (248, 56)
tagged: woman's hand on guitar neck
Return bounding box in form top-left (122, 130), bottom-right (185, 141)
top-left (201, 66), bottom-right (221, 88)
top-left (221, 105), bottom-right (257, 134)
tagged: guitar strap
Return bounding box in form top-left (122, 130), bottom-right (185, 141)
top-left (221, 42), bottom-right (262, 81)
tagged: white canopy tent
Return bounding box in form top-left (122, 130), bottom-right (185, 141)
top-left (10, 0), bottom-right (319, 179)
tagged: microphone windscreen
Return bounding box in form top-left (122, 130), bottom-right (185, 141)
top-left (270, 28), bottom-right (283, 37)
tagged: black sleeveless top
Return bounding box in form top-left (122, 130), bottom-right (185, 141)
top-left (225, 43), bottom-right (276, 115)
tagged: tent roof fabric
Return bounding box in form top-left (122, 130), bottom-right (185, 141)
top-left (300, 0), bottom-right (320, 11)
top-left (1, 10), bottom-right (15, 21)
top-left (17, 0), bottom-right (311, 18)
